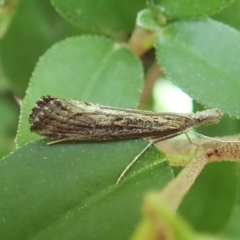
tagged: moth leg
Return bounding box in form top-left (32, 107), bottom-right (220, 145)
top-left (117, 131), bottom-right (183, 184)
top-left (117, 141), bottom-right (155, 184)
top-left (189, 130), bottom-right (240, 143)
top-left (184, 131), bottom-right (207, 147)
top-left (47, 138), bottom-right (70, 145)
top-left (184, 132), bottom-right (196, 145)
top-left (186, 130), bottom-right (218, 145)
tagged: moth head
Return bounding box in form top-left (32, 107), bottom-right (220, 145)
top-left (186, 108), bottom-right (223, 128)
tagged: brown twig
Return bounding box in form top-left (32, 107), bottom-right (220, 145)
top-left (156, 135), bottom-right (240, 210)
top-left (128, 26), bottom-right (155, 57)
top-left (139, 62), bottom-right (162, 107)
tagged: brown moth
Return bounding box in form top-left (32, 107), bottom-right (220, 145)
top-left (29, 96), bottom-right (223, 183)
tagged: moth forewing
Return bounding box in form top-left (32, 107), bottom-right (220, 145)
top-left (29, 96), bottom-right (223, 183)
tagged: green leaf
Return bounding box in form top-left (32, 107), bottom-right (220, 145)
top-left (221, 205), bottom-right (240, 239)
top-left (213, 0), bottom-right (240, 31)
top-left (137, 9), bottom-right (163, 31)
top-left (7, 33), bottom-right (173, 240)
top-left (179, 162), bottom-right (238, 233)
top-left (155, 19), bottom-right (240, 117)
top-left (50, 0), bottom-right (146, 36)
top-left (0, 139), bottom-right (173, 239)
top-left (16, 35), bottom-right (143, 147)
top-left (153, 0), bottom-right (233, 20)
top-left (0, 0), bottom-right (81, 97)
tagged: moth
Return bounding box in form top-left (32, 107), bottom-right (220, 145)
top-left (29, 96), bottom-right (223, 183)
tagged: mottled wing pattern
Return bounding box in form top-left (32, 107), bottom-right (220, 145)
top-left (29, 96), bottom-right (191, 140)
